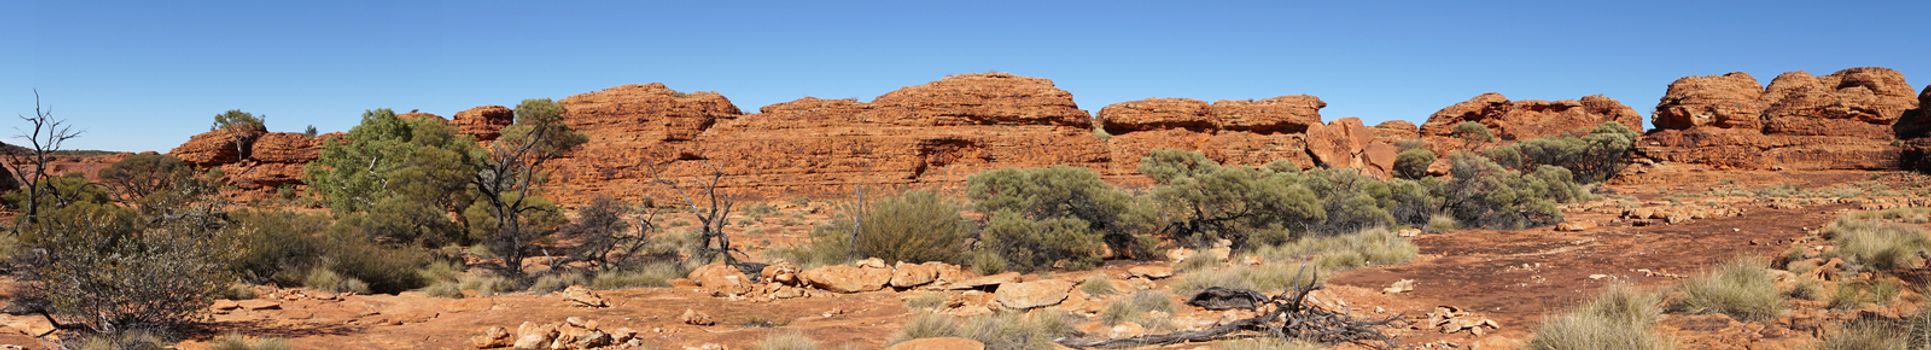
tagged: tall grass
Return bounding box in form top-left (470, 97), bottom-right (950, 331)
top-left (1669, 258), bottom-right (1783, 321)
top-left (1527, 284), bottom-right (1673, 350)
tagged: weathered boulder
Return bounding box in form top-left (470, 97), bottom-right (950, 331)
top-left (1209, 95), bottom-right (1324, 134)
top-left (800, 265), bottom-right (892, 293)
top-left (687, 263), bottom-right (754, 295)
top-left (994, 279), bottom-right (1074, 309)
top-left (1420, 93), bottom-right (1641, 145)
top-left (1653, 72), bottom-right (1766, 130)
top-left (471, 326), bottom-right (512, 349)
top-left (1372, 120), bottom-right (1420, 140)
top-left (889, 262), bottom-right (943, 288)
top-left (1127, 265), bottom-right (1174, 279)
top-left (169, 128), bottom-right (252, 166)
top-left (454, 105), bottom-right (515, 141)
top-left (869, 73), bottom-right (1092, 128)
top-left (886, 337), bottom-right (986, 350)
top-left (1761, 68), bottom-right (1918, 137)
top-left (1096, 98), bottom-right (1214, 134)
top-left (1305, 117), bottom-right (1397, 177)
top-left (249, 132), bottom-right (319, 163)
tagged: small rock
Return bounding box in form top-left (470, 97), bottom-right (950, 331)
top-left (1126, 265), bottom-right (1174, 279)
top-left (1383, 279), bottom-right (1415, 294)
top-left (680, 308), bottom-right (715, 326)
top-left (471, 326), bottom-right (512, 349)
top-left (237, 300), bottom-right (281, 311)
top-left (994, 279), bottom-right (1074, 309)
top-left (890, 262), bottom-right (942, 288)
top-left (946, 272), bottom-right (1020, 290)
top-left (561, 286), bottom-right (608, 308)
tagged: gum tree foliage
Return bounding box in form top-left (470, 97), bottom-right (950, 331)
top-left (1140, 149), bottom-right (1322, 249)
top-left (1393, 148), bottom-right (1435, 180)
top-left (966, 165), bottom-right (1155, 260)
top-left (305, 109), bottom-right (477, 247)
top-left (210, 110), bottom-right (268, 161)
top-left (1482, 122), bottom-right (1638, 183)
top-left (1442, 152), bottom-right (1585, 229)
top-left (466, 99), bottom-right (586, 277)
top-left (979, 210), bottom-right (1106, 271)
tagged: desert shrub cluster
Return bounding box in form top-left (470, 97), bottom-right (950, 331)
top-left (1527, 284), bottom-right (1674, 350)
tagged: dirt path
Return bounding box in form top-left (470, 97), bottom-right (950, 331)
top-left (1328, 203), bottom-right (1844, 344)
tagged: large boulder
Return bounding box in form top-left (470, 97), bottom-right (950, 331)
top-left (1896, 85), bottom-right (1931, 139)
top-left (869, 73), bottom-right (1091, 128)
top-left (454, 105), bottom-right (515, 141)
top-left (1096, 98), bottom-right (1214, 134)
top-left (1209, 95), bottom-right (1324, 134)
top-left (169, 128), bottom-right (252, 166)
top-left (1420, 93), bottom-right (1642, 143)
top-left (687, 263), bottom-right (754, 295)
top-left (1372, 120), bottom-right (1420, 140)
top-left (248, 132), bottom-right (319, 164)
top-left (1761, 68), bottom-right (1919, 137)
top-left (800, 265), bottom-right (892, 293)
top-left (994, 279), bottom-right (1074, 309)
top-left (1653, 72), bottom-right (1765, 130)
top-left (1305, 117), bottom-right (1397, 177)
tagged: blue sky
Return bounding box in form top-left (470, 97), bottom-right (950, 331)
top-left (3, 1), bottom-right (1927, 152)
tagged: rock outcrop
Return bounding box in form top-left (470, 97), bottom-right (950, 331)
top-left (1419, 93), bottom-right (1642, 151)
top-left (454, 105), bottom-right (514, 141)
top-left (1304, 117), bottom-right (1398, 177)
top-left (1641, 67), bottom-right (1919, 170)
top-left (1900, 85), bottom-right (1931, 172)
top-left (169, 130), bottom-right (323, 190)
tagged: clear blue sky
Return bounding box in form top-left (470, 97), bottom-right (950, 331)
top-left (4, 1), bottom-right (1927, 152)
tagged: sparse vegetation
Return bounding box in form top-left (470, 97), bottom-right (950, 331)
top-left (750, 331), bottom-right (820, 350)
top-left (1079, 275), bottom-right (1118, 296)
top-left (1669, 257), bottom-right (1783, 321)
top-left (1825, 217), bottom-right (1931, 271)
top-left (785, 190), bottom-right (974, 267)
top-left (968, 166), bottom-right (1155, 262)
top-left (1527, 284), bottom-right (1673, 350)
top-left (208, 334), bottom-right (292, 350)
top-left (1099, 290), bottom-right (1174, 326)
top-left (887, 311), bottom-right (1076, 350)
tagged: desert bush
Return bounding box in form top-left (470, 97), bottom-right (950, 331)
top-left (1100, 290), bottom-right (1174, 326)
top-left (784, 191), bottom-right (974, 267)
top-left (1847, 208), bottom-right (1931, 224)
top-left (904, 293), bottom-right (947, 310)
top-left (1825, 218), bottom-right (1931, 271)
top-left (1815, 321), bottom-right (1911, 350)
top-left (67, 330), bottom-right (168, 350)
top-left (1669, 257), bottom-right (1782, 321)
top-left (302, 268), bottom-right (371, 294)
top-left (1171, 267), bottom-right (1257, 297)
top-left (1394, 148), bottom-right (1436, 180)
top-left (1142, 150), bottom-right (1323, 248)
top-left (1484, 122), bottom-right (1638, 183)
top-left (978, 211), bottom-right (1105, 272)
top-left (1249, 227), bottom-right (1417, 271)
top-left (1442, 153), bottom-right (1579, 229)
top-left (1424, 214), bottom-right (1459, 233)
top-left (968, 165), bottom-right (1155, 259)
top-left (1527, 284), bottom-right (1672, 350)
top-left (750, 331), bottom-right (819, 350)
top-left (228, 210), bottom-right (331, 285)
top-left (1215, 339), bottom-right (1325, 350)
top-left (13, 202), bottom-right (228, 336)
top-left (314, 228), bottom-right (434, 294)
top-left (209, 334), bottom-right (292, 350)
top-left (960, 311), bottom-right (1077, 350)
top-left (1079, 275), bottom-right (1118, 296)
top-left (590, 261), bottom-right (686, 289)
top-left (889, 312), bottom-right (960, 344)
top-left (529, 272), bottom-right (590, 294)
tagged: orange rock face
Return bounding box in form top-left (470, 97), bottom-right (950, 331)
top-left (1653, 72), bottom-right (1765, 130)
top-left (168, 130), bottom-right (321, 190)
top-left (1207, 95), bottom-right (1324, 134)
top-left (1641, 67), bottom-right (1919, 170)
top-left (170, 128), bottom-right (252, 166)
top-left (1305, 117), bottom-right (1396, 176)
top-left (454, 105), bottom-right (514, 141)
top-left (1421, 93), bottom-right (1642, 143)
top-left (1372, 120), bottom-right (1420, 141)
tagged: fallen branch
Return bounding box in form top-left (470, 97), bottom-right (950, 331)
top-left (1056, 268), bottom-right (1401, 349)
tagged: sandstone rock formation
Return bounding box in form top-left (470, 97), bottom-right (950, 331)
top-left (1642, 67), bottom-right (1919, 170)
top-left (1419, 93), bottom-right (1642, 151)
top-left (1305, 117), bottom-right (1398, 177)
top-left (454, 105), bottom-right (514, 141)
top-left (169, 129), bottom-right (323, 190)
top-left (1372, 120), bottom-right (1420, 140)
top-left (1900, 85), bottom-right (1931, 172)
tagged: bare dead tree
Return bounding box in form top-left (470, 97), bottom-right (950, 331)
top-left (4, 90), bottom-right (82, 227)
top-left (845, 184), bottom-right (865, 261)
top-left (1055, 268), bottom-right (1400, 349)
top-left (471, 102), bottom-right (583, 277)
top-left (553, 195), bottom-right (667, 271)
top-left (644, 159), bottom-right (743, 268)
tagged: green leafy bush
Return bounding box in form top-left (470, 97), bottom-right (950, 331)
top-left (1442, 153), bottom-right (1581, 229)
top-left (978, 211), bottom-right (1105, 272)
top-left (1484, 122), bottom-right (1638, 183)
top-left (968, 165), bottom-right (1154, 259)
top-left (1141, 149), bottom-right (1322, 248)
top-left (1394, 148), bottom-right (1435, 180)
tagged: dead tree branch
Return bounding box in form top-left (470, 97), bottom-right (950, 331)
top-left (1055, 268), bottom-right (1400, 349)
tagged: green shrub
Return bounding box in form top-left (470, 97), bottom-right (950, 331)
top-left (1424, 214), bottom-right (1459, 233)
top-left (1249, 227), bottom-right (1417, 271)
top-left (1442, 153), bottom-right (1580, 229)
top-left (1394, 148), bottom-right (1436, 180)
top-left (209, 334), bottom-right (291, 350)
top-left (1670, 258), bottom-right (1783, 321)
top-left (317, 230), bottom-right (433, 294)
top-left (889, 312), bottom-right (960, 344)
top-left (1527, 284), bottom-right (1672, 350)
top-left (1100, 291), bottom-right (1173, 326)
top-left (978, 211), bottom-right (1105, 272)
top-left (228, 210), bottom-right (333, 285)
top-left (528, 272), bottom-right (589, 294)
top-left (1452, 121), bottom-right (1493, 145)
top-left (590, 261), bottom-right (686, 289)
top-left (1142, 150), bottom-right (1323, 248)
top-left (1079, 275), bottom-right (1118, 296)
top-left (750, 331), bottom-right (819, 350)
top-left (302, 268), bottom-right (371, 294)
top-left (1826, 218), bottom-right (1931, 271)
top-left (783, 191), bottom-right (975, 267)
top-left (1484, 122), bottom-right (1637, 183)
top-left (968, 165), bottom-right (1155, 260)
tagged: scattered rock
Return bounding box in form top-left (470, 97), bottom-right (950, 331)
top-left (680, 308), bottom-right (715, 326)
top-left (237, 300), bottom-right (281, 311)
top-left (1126, 265), bottom-right (1175, 279)
top-left (890, 261), bottom-right (942, 288)
top-left (560, 286), bottom-right (608, 308)
top-left (886, 337), bottom-right (987, 350)
top-left (1383, 279), bottom-right (1415, 294)
top-left (1555, 220), bottom-right (1597, 232)
top-left (994, 279), bottom-right (1074, 309)
top-left (689, 263), bottom-right (755, 295)
top-left (800, 264), bottom-right (892, 293)
top-left (946, 272), bottom-right (1020, 290)
top-left (471, 326), bottom-right (512, 349)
